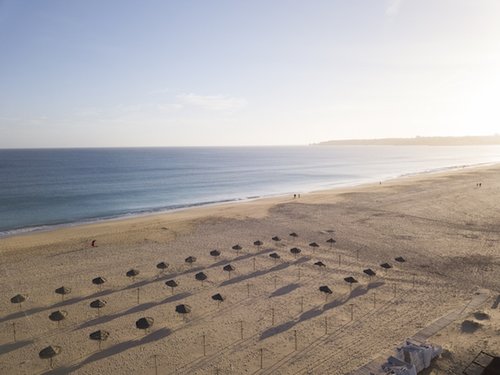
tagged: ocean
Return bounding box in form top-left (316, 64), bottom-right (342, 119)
top-left (1, 146), bottom-right (500, 236)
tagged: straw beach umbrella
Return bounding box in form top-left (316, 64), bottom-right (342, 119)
top-left (319, 286), bottom-right (333, 301)
top-left (211, 293), bottom-right (224, 307)
top-left (232, 244), bottom-right (242, 254)
top-left (269, 252), bottom-right (281, 264)
top-left (209, 249), bottom-right (221, 259)
top-left (10, 294), bottom-right (27, 310)
top-left (92, 276), bottom-right (107, 291)
top-left (395, 256), bottom-right (406, 263)
top-left (48, 310), bottom-right (67, 328)
top-left (90, 299), bottom-right (106, 317)
top-left (185, 256), bottom-right (197, 268)
top-left (39, 345), bottom-right (61, 369)
top-left (223, 264), bottom-right (235, 279)
top-left (309, 242), bottom-right (319, 253)
top-left (156, 262), bottom-right (169, 276)
top-left (253, 240), bottom-right (263, 251)
top-left (363, 268), bottom-right (376, 277)
top-left (175, 304), bottom-right (191, 321)
top-left (136, 317), bottom-right (154, 334)
top-left (195, 272), bottom-right (208, 286)
top-left (314, 261), bottom-right (326, 268)
top-left (165, 279), bottom-right (178, 295)
top-left (89, 329), bottom-right (109, 350)
top-left (344, 276), bottom-right (358, 292)
top-left (126, 269), bottom-right (139, 282)
top-left (326, 238), bottom-right (336, 249)
top-left (54, 286), bottom-right (71, 301)
top-left (272, 236), bottom-right (281, 243)
top-left (290, 247), bottom-right (302, 258)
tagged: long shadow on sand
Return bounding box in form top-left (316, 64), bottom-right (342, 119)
top-left (219, 256), bottom-right (310, 288)
top-left (259, 281), bottom-right (385, 340)
top-left (269, 283), bottom-right (301, 298)
top-left (76, 292), bottom-right (191, 330)
top-left (45, 327), bottom-right (172, 374)
top-left (0, 339), bottom-right (34, 355)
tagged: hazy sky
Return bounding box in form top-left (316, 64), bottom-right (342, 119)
top-left (1, 0), bottom-right (499, 147)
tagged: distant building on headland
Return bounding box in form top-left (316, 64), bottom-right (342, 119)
top-left (313, 135), bottom-right (500, 146)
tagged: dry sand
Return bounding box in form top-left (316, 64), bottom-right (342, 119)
top-left (0, 165), bottom-right (499, 374)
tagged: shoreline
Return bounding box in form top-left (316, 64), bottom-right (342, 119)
top-left (1, 161), bottom-right (496, 241)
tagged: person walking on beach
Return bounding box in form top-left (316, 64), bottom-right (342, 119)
top-left (91, 240), bottom-right (97, 247)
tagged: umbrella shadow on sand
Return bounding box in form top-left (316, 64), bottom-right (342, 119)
top-left (45, 327), bottom-right (172, 375)
top-left (260, 281), bottom-right (384, 340)
top-left (269, 283), bottom-right (301, 298)
top-left (219, 257), bottom-right (310, 287)
top-left (76, 292), bottom-right (191, 330)
top-left (0, 339), bottom-right (34, 355)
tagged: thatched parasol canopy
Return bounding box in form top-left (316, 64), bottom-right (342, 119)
top-left (126, 269), bottom-right (139, 278)
top-left (395, 256), bottom-right (406, 263)
top-left (175, 304), bottom-right (191, 314)
top-left (195, 272), bottom-right (207, 282)
top-left (55, 286), bottom-right (71, 296)
top-left (136, 317), bottom-right (154, 330)
top-left (211, 293), bottom-right (224, 302)
top-left (10, 294), bottom-right (27, 304)
top-left (223, 264), bottom-right (235, 272)
top-left (319, 285), bottom-right (333, 294)
top-left (185, 256), bottom-right (197, 265)
top-left (380, 263), bottom-right (392, 269)
top-left (165, 279), bottom-right (178, 288)
top-left (232, 244), bottom-right (242, 251)
top-left (89, 330), bottom-right (109, 341)
top-left (90, 299), bottom-right (106, 309)
top-left (363, 268), bottom-right (376, 277)
top-left (92, 276), bottom-right (107, 285)
top-left (344, 276), bottom-right (358, 284)
top-left (290, 247), bottom-right (302, 257)
top-left (39, 345), bottom-right (61, 368)
top-left (272, 236), bottom-right (281, 242)
top-left (49, 310), bottom-right (68, 322)
top-left (210, 249), bottom-right (221, 257)
top-left (253, 240), bottom-right (263, 247)
top-left (156, 262), bottom-right (169, 270)
top-left (309, 242), bottom-right (319, 248)
top-left (269, 252), bottom-right (281, 260)
top-left (289, 232), bottom-right (298, 238)
top-left (326, 238), bottom-right (336, 245)
top-left (314, 261), bottom-right (326, 268)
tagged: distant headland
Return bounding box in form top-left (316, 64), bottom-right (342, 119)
top-left (314, 135), bottom-right (500, 146)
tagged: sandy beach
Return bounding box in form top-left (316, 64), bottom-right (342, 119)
top-left (1, 164), bottom-right (499, 375)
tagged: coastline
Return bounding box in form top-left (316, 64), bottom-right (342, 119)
top-left (0, 161), bottom-right (498, 374)
top-left (1, 160), bottom-right (497, 242)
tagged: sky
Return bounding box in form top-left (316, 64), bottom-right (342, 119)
top-left (0, 0), bottom-right (499, 148)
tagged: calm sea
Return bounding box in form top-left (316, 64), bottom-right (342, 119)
top-left (1, 146), bottom-right (500, 236)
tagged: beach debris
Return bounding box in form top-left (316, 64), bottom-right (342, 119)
top-left (90, 299), bottom-right (106, 317)
top-left (223, 264), bottom-right (235, 279)
top-left (326, 238), bottom-right (336, 248)
top-left (10, 294), bottom-right (27, 310)
top-left (363, 268), bottom-right (377, 277)
top-left (91, 239), bottom-right (97, 247)
top-left (54, 286), bottom-right (71, 301)
top-left (48, 310), bottom-right (67, 327)
top-left (195, 272), bottom-right (208, 286)
top-left (211, 293), bottom-right (224, 307)
top-left (314, 261), bottom-right (326, 268)
top-left (209, 249), bottom-right (221, 258)
top-left (165, 279), bottom-right (179, 294)
top-left (185, 256), bottom-right (197, 267)
top-left (395, 256), bottom-right (406, 263)
top-left (176, 304), bottom-right (191, 321)
top-left (126, 269), bottom-right (140, 281)
top-left (319, 285), bottom-right (333, 301)
top-left (39, 345), bottom-right (61, 369)
top-left (272, 236), bottom-right (281, 242)
top-left (387, 340), bottom-right (443, 373)
top-left (92, 276), bottom-right (107, 290)
top-left (89, 329), bottom-right (109, 350)
top-left (290, 247), bottom-right (302, 258)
